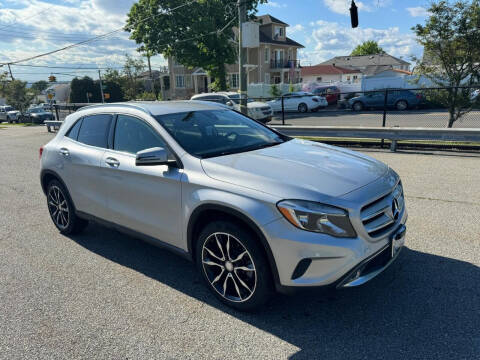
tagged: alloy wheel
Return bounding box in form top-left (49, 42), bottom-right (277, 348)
top-left (47, 185), bottom-right (70, 230)
top-left (201, 232), bottom-right (257, 303)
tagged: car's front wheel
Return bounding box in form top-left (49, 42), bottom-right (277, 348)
top-left (298, 103), bottom-right (308, 113)
top-left (46, 180), bottom-right (88, 235)
top-left (196, 220), bottom-right (272, 311)
top-left (353, 101), bottom-right (364, 111)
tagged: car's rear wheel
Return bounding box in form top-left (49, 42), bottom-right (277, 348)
top-left (298, 103), bottom-right (308, 113)
top-left (196, 220), bottom-right (272, 311)
top-left (47, 180), bottom-right (88, 235)
top-left (353, 101), bottom-right (364, 111)
top-left (396, 100), bottom-right (408, 111)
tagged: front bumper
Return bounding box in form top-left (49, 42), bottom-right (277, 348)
top-left (263, 210), bottom-right (407, 289)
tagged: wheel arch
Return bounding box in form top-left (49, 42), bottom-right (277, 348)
top-left (40, 170), bottom-right (76, 210)
top-left (187, 203), bottom-right (281, 288)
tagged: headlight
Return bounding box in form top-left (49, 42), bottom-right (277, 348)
top-left (277, 200), bottom-right (356, 238)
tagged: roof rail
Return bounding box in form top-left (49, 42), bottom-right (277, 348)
top-left (76, 102), bottom-right (152, 115)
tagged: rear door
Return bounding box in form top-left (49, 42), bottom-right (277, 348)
top-left (58, 113), bottom-right (113, 219)
top-left (101, 114), bottom-right (183, 247)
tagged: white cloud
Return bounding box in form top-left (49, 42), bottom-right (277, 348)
top-left (323, 0), bottom-right (371, 15)
top-left (302, 20), bottom-right (421, 64)
top-left (288, 24), bottom-right (305, 35)
top-left (406, 7), bottom-right (430, 17)
top-left (265, 1), bottom-right (287, 8)
top-left (0, 0), bottom-right (167, 76)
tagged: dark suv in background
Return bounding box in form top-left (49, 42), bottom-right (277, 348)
top-left (349, 90), bottom-right (425, 111)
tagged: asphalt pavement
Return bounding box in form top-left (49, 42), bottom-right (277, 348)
top-left (271, 109), bottom-right (480, 128)
top-left (0, 125), bottom-right (479, 359)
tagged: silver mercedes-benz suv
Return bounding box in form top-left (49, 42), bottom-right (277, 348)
top-left (40, 101), bottom-right (407, 311)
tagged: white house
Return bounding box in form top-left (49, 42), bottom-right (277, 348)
top-left (301, 64), bottom-right (362, 84)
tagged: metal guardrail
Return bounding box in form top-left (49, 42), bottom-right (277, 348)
top-left (271, 126), bottom-right (480, 151)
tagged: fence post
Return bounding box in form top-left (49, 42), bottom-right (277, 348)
top-left (381, 89), bottom-right (388, 148)
top-left (54, 105), bottom-right (60, 121)
top-left (281, 95), bottom-right (285, 125)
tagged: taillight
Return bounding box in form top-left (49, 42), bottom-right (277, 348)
top-left (39, 146), bottom-right (44, 159)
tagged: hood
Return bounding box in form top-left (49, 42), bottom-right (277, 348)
top-left (7, 110), bottom-right (20, 115)
top-left (201, 139), bottom-right (388, 199)
top-left (247, 101), bottom-right (269, 109)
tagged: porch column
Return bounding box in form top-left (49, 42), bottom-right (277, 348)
top-left (207, 75), bottom-right (211, 92)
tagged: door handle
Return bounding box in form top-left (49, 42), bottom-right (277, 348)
top-left (59, 148), bottom-right (69, 156)
top-left (105, 157), bottom-right (120, 167)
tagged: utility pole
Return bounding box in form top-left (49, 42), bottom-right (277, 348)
top-left (98, 69), bottom-right (105, 103)
top-left (238, 0), bottom-right (248, 115)
top-left (7, 64), bottom-right (14, 80)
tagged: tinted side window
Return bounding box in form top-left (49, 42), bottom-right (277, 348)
top-left (66, 118), bottom-right (83, 140)
top-left (77, 114), bottom-right (112, 148)
top-left (114, 115), bottom-right (165, 154)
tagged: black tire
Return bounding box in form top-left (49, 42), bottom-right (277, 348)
top-left (395, 100), bottom-right (408, 111)
top-left (352, 101), bottom-right (364, 111)
top-left (46, 180), bottom-right (88, 235)
top-left (195, 220), bottom-right (273, 311)
top-left (298, 103), bottom-right (308, 113)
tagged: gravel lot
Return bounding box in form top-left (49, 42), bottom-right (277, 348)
top-left (1, 125), bottom-right (479, 360)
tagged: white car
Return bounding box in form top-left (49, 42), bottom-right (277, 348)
top-left (268, 91), bottom-right (328, 113)
top-left (191, 92), bottom-right (273, 123)
top-left (0, 105), bottom-right (21, 123)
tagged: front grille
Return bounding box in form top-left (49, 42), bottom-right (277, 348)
top-left (260, 106), bottom-right (272, 115)
top-left (360, 183), bottom-right (404, 238)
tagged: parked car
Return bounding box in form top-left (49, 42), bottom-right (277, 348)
top-left (337, 92), bottom-right (359, 109)
top-left (40, 101), bottom-right (407, 311)
top-left (191, 92), bottom-right (273, 123)
top-left (0, 105), bottom-right (21, 123)
top-left (267, 92), bottom-right (328, 113)
top-left (40, 103), bottom-right (53, 111)
top-left (20, 106), bottom-right (55, 123)
top-left (312, 86), bottom-right (340, 105)
top-left (349, 90), bottom-right (424, 111)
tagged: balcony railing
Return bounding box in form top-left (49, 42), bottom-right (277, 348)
top-left (270, 59), bottom-right (301, 69)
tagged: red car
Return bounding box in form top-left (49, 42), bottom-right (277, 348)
top-left (312, 86), bottom-right (340, 105)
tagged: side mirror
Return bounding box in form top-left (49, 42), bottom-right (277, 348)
top-left (135, 147), bottom-right (175, 166)
top-left (225, 100), bottom-right (234, 107)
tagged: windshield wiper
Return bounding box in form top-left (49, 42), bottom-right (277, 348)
top-left (201, 141), bottom-right (284, 159)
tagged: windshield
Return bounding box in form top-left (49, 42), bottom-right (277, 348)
top-left (30, 108), bottom-right (42, 113)
top-left (154, 110), bottom-right (288, 158)
top-left (227, 94), bottom-right (240, 104)
top-left (4, 106), bottom-right (13, 111)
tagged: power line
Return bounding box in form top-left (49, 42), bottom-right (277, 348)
top-left (11, 64), bottom-right (124, 70)
top-left (0, 0), bottom-right (199, 66)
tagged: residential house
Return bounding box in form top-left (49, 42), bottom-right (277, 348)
top-left (168, 14), bottom-right (304, 99)
top-left (301, 64), bottom-right (362, 84)
top-left (320, 54), bottom-right (411, 75)
top-left (361, 68), bottom-right (416, 91)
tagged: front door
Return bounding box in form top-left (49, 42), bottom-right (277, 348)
top-left (101, 114), bottom-right (183, 248)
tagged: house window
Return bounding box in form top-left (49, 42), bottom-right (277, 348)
top-left (185, 75), bottom-right (192, 88)
top-left (264, 73), bottom-right (270, 84)
top-left (264, 47), bottom-right (270, 63)
top-left (347, 76), bottom-right (351, 81)
top-left (353, 75), bottom-right (358, 80)
top-left (274, 26), bottom-right (284, 38)
top-left (288, 48), bottom-right (292, 60)
top-left (175, 75), bottom-right (185, 88)
top-left (230, 73), bottom-right (239, 88)
top-left (316, 77), bottom-right (322, 82)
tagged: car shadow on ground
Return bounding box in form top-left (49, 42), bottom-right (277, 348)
top-left (70, 223), bottom-right (480, 360)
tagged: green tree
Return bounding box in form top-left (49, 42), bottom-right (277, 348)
top-left (102, 69), bottom-right (126, 102)
top-left (70, 76), bottom-right (100, 103)
top-left (269, 84), bottom-right (281, 97)
top-left (413, 0), bottom-right (480, 127)
top-left (122, 54), bottom-right (146, 100)
top-left (1, 80), bottom-right (34, 112)
top-left (350, 41), bottom-right (385, 56)
top-left (126, 0), bottom-right (266, 92)
top-left (31, 80), bottom-right (49, 94)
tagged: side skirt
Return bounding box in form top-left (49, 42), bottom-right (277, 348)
top-left (76, 211), bottom-right (193, 262)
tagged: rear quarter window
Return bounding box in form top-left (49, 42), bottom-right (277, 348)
top-left (66, 118), bottom-right (83, 140)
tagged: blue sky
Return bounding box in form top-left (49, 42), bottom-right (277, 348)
top-left (0, 0), bottom-right (432, 82)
